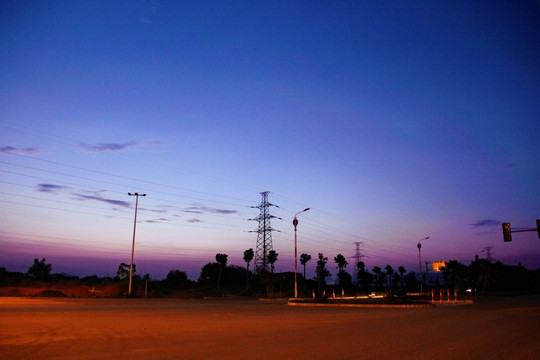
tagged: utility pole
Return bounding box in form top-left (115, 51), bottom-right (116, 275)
top-left (128, 192), bottom-right (146, 296)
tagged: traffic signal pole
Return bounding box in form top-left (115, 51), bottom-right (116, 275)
top-left (502, 219), bottom-right (540, 242)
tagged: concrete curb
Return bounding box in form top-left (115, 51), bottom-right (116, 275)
top-left (431, 300), bottom-right (474, 306)
top-left (287, 301), bottom-right (434, 308)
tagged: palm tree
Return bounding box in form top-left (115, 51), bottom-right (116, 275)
top-left (317, 253), bottom-right (330, 292)
top-left (385, 265), bottom-right (394, 288)
top-left (268, 250), bottom-right (278, 273)
top-left (215, 253), bottom-right (228, 292)
top-left (392, 273), bottom-right (402, 288)
top-left (357, 261), bottom-right (366, 289)
top-left (334, 254), bottom-right (348, 272)
top-left (372, 266), bottom-right (382, 289)
top-left (243, 248), bottom-right (254, 293)
top-left (300, 253), bottom-right (311, 279)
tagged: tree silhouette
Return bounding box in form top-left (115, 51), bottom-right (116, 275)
top-left (334, 254), bottom-right (349, 287)
top-left (199, 263), bottom-right (219, 287)
top-left (117, 262), bottom-right (134, 280)
top-left (404, 272), bottom-right (419, 291)
top-left (398, 266), bottom-right (406, 287)
top-left (385, 265), bottom-right (394, 288)
top-left (268, 250), bottom-right (278, 273)
top-left (316, 253), bottom-right (330, 291)
top-left (357, 261), bottom-right (372, 290)
top-left (27, 258), bottom-right (52, 281)
top-left (334, 254), bottom-right (348, 272)
top-left (442, 260), bottom-right (468, 292)
top-left (392, 273), bottom-right (402, 287)
top-left (215, 253), bottom-right (228, 292)
top-left (243, 248), bottom-right (254, 292)
top-left (300, 253), bottom-right (311, 279)
top-left (372, 266), bottom-right (382, 289)
top-left (337, 269), bottom-right (352, 287)
top-left (469, 258), bottom-right (494, 295)
top-left (165, 270), bottom-right (189, 290)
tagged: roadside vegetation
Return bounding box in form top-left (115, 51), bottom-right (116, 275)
top-left (1, 252), bottom-right (539, 298)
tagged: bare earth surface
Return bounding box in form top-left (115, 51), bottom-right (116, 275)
top-left (1, 295), bottom-right (539, 360)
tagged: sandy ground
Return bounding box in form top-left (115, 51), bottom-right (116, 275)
top-left (1, 295), bottom-right (539, 360)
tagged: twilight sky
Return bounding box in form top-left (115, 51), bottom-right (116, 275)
top-left (1, 0), bottom-right (539, 280)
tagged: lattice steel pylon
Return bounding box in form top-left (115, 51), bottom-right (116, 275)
top-left (250, 191), bottom-right (280, 273)
top-left (352, 241), bottom-right (365, 266)
top-left (482, 246), bottom-right (494, 262)
top-left (350, 241), bottom-right (366, 285)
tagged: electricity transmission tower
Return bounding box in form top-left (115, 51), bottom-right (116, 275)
top-left (351, 241), bottom-right (365, 266)
top-left (350, 241), bottom-right (366, 286)
top-left (482, 246), bottom-right (494, 261)
top-left (250, 191), bottom-right (280, 273)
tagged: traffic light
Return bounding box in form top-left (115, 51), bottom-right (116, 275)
top-left (537, 219), bottom-right (540, 239)
top-left (502, 222), bottom-right (512, 242)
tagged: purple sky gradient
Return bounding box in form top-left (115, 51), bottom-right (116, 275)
top-left (1, 1), bottom-right (539, 280)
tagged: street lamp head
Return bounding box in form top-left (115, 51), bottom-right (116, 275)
top-left (295, 208), bottom-right (310, 217)
top-left (128, 192), bottom-right (147, 197)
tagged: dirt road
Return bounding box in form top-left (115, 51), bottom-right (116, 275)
top-left (1, 296), bottom-right (539, 359)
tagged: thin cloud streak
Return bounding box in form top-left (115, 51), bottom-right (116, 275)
top-left (469, 220), bottom-right (501, 227)
top-left (36, 184), bottom-right (69, 193)
top-left (146, 218), bottom-right (169, 223)
top-left (184, 205), bottom-right (237, 215)
top-left (78, 142), bottom-right (137, 153)
top-left (0, 146), bottom-right (39, 155)
top-left (73, 193), bottom-right (131, 208)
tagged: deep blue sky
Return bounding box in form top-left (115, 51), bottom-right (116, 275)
top-left (1, 0), bottom-right (539, 280)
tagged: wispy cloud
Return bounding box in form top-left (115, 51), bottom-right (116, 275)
top-left (37, 184), bottom-right (69, 193)
top-left (184, 208), bottom-right (203, 214)
top-left (141, 207), bottom-right (168, 214)
top-left (146, 218), bottom-right (169, 223)
top-left (73, 192), bottom-right (131, 208)
top-left (187, 218), bottom-right (203, 223)
top-left (78, 141), bottom-right (168, 153)
top-left (184, 205), bottom-right (237, 215)
top-left (78, 142), bottom-right (137, 153)
top-left (0, 146), bottom-right (39, 155)
top-left (470, 219), bottom-right (501, 227)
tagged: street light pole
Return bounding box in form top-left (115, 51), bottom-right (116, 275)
top-left (128, 192), bottom-right (146, 296)
top-left (293, 208), bottom-right (310, 299)
top-left (417, 236), bottom-right (429, 294)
